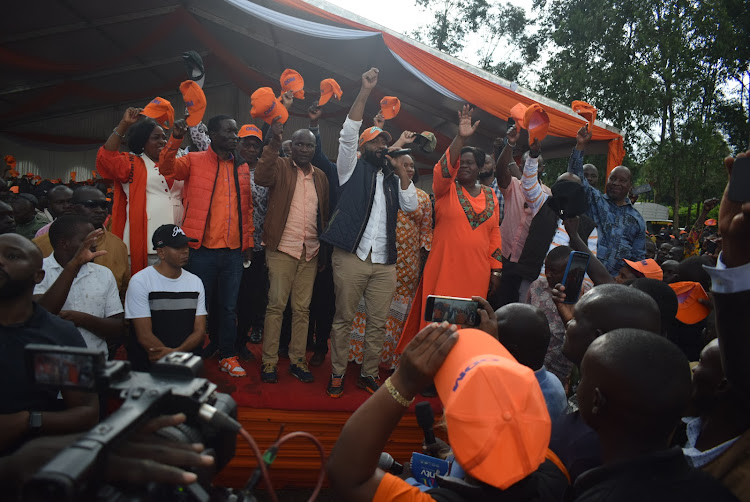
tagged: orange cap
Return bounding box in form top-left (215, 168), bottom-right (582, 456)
top-left (358, 126), bottom-right (392, 147)
top-left (669, 281), bottom-right (710, 324)
top-left (571, 100), bottom-right (597, 129)
top-left (624, 258), bottom-right (663, 281)
top-left (70, 171), bottom-right (76, 181)
top-left (250, 87), bottom-right (289, 125)
top-left (319, 78), bottom-right (343, 106)
top-left (24, 172), bottom-right (33, 178)
top-left (434, 328), bottom-right (550, 489)
top-left (524, 104), bottom-right (550, 143)
top-left (704, 218), bottom-right (717, 226)
top-left (9, 186), bottom-right (19, 194)
top-left (280, 69), bottom-right (305, 99)
top-left (141, 97), bottom-right (175, 129)
top-left (380, 96), bottom-right (401, 120)
top-left (180, 80), bottom-right (207, 127)
top-left (238, 124), bottom-right (263, 141)
top-left (510, 103), bottom-right (527, 127)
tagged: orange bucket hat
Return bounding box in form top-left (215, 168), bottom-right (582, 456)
top-left (180, 80), bottom-right (207, 127)
top-left (669, 281), bottom-right (710, 325)
top-left (358, 126), bottom-right (392, 147)
top-left (434, 328), bottom-right (551, 489)
top-left (623, 258), bottom-right (664, 281)
top-left (280, 69), bottom-right (305, 99)
top-left (238, 124), bottom-right (263, 141)
top-left (571, 100), bottom-right (597, 129)
top-left (141, 97), bottom-right (175, 129)
top-left (524, 104), bottom-right (550, 143)
top-left (319, 78), bottom-right (343, 106)
top-left (250, 87), bottom-right (289, 125)
top-left (380, 96), bottom-right (401, 120)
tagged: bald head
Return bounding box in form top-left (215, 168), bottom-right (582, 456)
top-left (47, 185), bottom-right (74, 219)
top-left (495, 303), bottom-right (550, 370)
top-left (0, 233), bottom-right (44, 300)
top-left (582, 164), bottom-right (598, 187)
top-left (557, 172), bottom-right (582, 184)
top-left (290, 129), bottom-right (316, 167)
top-left (605, 166), bottom-right (633, 204)
top-left (579, 329), bottom-right (691, 446)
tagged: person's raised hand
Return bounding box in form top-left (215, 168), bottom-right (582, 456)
top-left (398, 130), bottom-right (416, 144)
top-left (71, 228), bottom-right (107, 268)
top-left (457, 104), bottom-right (480, 139)
top-left (308, 102), bottom-right (322, 124)
top-left (529, 138), bottom-right (542, 158)
top-left (373, 111), bottom-right (385, 129)
top-left (361, 68), bottom-right (379, 90)
top-left (280, 90), bottom-right (294, 109)
top-left (506, 124), bottom-right (520, 146)
top-left (391, 322), bottom-right (458, 398)
top-left (720, 150), bottom-right (750, 267)
top-left (551, 283), bottom-right (575, 323)
top-left (702, 197), bottom-right (720, 213)
top-left (271, 116), bottom-right (284, 142)
top-left (172, 119), bottom-right (188, 140)
top-left (473, 296), bottom-right (497, 339)
top-left (563, 216), bottom-right (580, 237)
top-left (121, 107), bottom-right (143, 127)
top-left (385, 154), bottom-right (405, 178)
top-left (576, 124), bottom-right (592, 151)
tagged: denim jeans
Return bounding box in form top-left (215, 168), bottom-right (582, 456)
top-left (187, 247), bottom-right (243, 359)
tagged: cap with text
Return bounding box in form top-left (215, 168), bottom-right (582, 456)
top-left (152, 224), bottom-right (198, 250)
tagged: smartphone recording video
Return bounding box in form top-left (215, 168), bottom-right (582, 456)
top-left (424, 295), bottom-right (480, 326)
top-left (562, 251), bottom-right (590, 304)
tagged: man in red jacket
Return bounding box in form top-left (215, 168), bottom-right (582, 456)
top-left (160, 115), bottom-right (254, 377)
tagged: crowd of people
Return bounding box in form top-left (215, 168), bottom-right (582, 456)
top-left (0, 60), bottom-right (747, 502)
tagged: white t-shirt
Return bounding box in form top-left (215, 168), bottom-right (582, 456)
top-left (34, 255), bottom-right (123, 355)
top-left (125, 266), bottom-right (207, 320)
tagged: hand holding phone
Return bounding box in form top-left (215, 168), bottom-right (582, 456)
top-left (424, 295), bottom-right (480, 326)
top-left (561, 251), bottom-right (590, 304)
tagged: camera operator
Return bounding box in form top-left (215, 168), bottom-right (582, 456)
top-left (0, 234), bottom-right (98, 454)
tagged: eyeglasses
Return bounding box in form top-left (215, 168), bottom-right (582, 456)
top-left (78, 200), bottom-right (109, 209)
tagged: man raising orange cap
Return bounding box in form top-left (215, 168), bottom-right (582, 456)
top-left (250, 88), bottom-right (289, 125)
top-left (280, 69), bottom-right (304, 99)
top-left (319, 78), bottom-right (343, 106)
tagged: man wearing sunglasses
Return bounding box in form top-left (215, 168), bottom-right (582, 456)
top-left (34, 186), bottom-right (130, 299)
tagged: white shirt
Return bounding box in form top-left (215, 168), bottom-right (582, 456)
top-left (125, 266), bottom-right (207, 319)
top-left (34, 255), bottom-right (123, 355)
top-left (538, 220), bottom-right (599, 288)
top-left (337, 116), bottom-right (418, 263)
top-left (122, 154), bottom-right (184, 254)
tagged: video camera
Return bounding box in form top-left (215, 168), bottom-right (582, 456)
top-left (22, 344), bottom-right (239, 502)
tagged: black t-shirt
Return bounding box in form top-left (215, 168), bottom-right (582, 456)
top-left (550, 410), bottom-right (602, 482)
top-left (569, 447), bottom-right (739, 502)
top-left (0, 303), bottom-right (86, 414)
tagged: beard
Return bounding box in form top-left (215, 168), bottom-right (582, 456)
top-left (363, 148), bottom-right (387, 169)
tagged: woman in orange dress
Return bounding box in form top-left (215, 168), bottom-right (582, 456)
top-left (398, 106), bottom-right (502, 350)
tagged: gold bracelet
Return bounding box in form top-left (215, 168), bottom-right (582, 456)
top-left (385, 376), bottom-right (414, 407)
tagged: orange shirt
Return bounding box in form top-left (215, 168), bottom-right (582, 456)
top-left (202, 158), bottom-right (241, 249)
top-left (276, 166), bottom-right (319, 260)
top-left (373, 473), bottom-right (434, 502)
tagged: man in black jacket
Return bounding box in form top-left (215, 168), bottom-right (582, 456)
top-left (321, 68), bottom-right (417, 398)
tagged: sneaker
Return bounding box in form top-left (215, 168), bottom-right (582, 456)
top-left (357, 375), bottom-right (380, 394)
top-left (219, 356), bottom-right (247, 377)
top-left (249, 326), bottom-right (263, 344)
top-left (289, 360), bottom-right (314, 383)
top-left (310, 351), bottom-right (326, 367)
top-left (327, 374), bottom-right (344, 398)
top-left (261, 363), bottom-right (278, 383)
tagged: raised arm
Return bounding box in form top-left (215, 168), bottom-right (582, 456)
top-left (337, 68), bottom-right (379, 185)
top-left (685, 197), bottom-right (719, 258)
top-left (433, 105), bottom-right (480, 199)
top-left (495, 125), bottom-right (520, 189)
top-left (97, 108), bottom-right (143, 183)
top-left (158, 120), bottom-right (191, 180)
top-left (520, 139), bottom-right (548, 215)
top-left (254, 118), bottom-right (285, 188)
top-left (562, 217), bottom-right (614, 285)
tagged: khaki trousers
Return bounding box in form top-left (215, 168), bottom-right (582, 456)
top-left (262, 248), bottom-right (318, 366)
top-left (330, 247), bottom-right (397, 377)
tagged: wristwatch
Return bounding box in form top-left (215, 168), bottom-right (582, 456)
top-left (28, 411), bottom-right (42, 436)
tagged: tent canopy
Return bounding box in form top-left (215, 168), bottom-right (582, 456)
top-left (1, 0), bottom-right (624, 179)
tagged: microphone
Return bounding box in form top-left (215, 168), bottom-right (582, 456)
top-left (415, 401), bottom-right (436, 450)
top-left (378, 452), bottom-right (404, 475)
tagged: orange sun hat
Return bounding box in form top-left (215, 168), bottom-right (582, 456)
top-left (250, 87), bottom-right (289, 125)
top-left (141, 97), bottom-right (175, 129)
top-left (434, 328), bottom-right (551, 490)
top-left (380, 96), bottom-right (401, 120)
top-left (280, 69), bottom-right (305, 99)
top-left (623, 258), bottom-right (664, 281)
top-left (179, 80), bottom-right (207, 127)
top-left (319, 78), bottom-right (343, 106)
top-left (571, 100), bottom-right (597, 130)
top-left (524, 104), bottom-right (550, 143)
top-left (669, 281), bottom-right (710, 324)
top-left (238, 124), bottom-right (263, 141)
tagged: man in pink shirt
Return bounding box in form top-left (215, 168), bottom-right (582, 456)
top-left (254, 118), bottom-right (330, 384)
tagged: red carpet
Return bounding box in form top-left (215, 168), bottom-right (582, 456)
top-left (200, 343), bottom-right (443, 413)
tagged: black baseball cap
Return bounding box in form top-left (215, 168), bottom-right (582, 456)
top-left (152, 224), bottom-right (198, 250)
